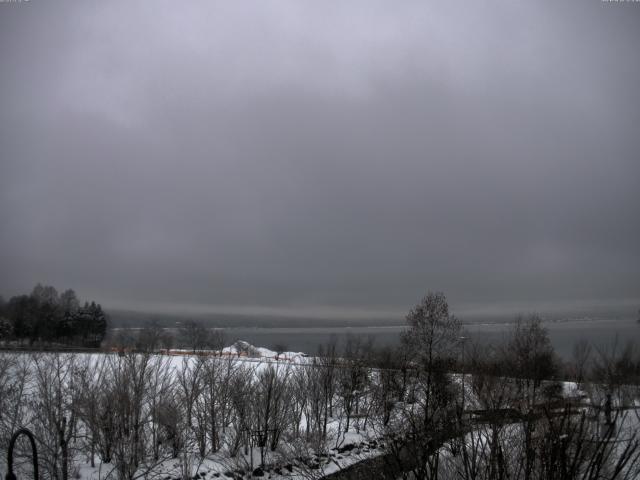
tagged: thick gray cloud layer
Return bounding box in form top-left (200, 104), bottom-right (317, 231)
top-left (1, 1), bottom-right (639, 317)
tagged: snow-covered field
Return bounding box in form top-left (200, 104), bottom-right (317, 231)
top-left (2, 342), bottom-right (640, 480)
top-left (0, 342), bottom-right (389, 480)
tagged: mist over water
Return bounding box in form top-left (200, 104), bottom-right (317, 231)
top-left (109, 301), bottom-right (640, 359)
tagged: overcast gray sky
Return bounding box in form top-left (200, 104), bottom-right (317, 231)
top-left (1, 1), bottom-right (639, 318)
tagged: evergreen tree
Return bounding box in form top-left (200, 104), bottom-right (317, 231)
top-left (3, 284), bottom-right (108, 345)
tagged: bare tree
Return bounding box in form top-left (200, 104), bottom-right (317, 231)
top-left (176, 357), bottom-right (204, 444)
top-left (74, 354), bottom-right (110, 468)
top-left (336, 335), bottom-right (373, 438)
top-left (179, 320), bottom-right (222, 352)
top-left (146, 354), bottom-right (175, 462)
top-left (30, 353), bottom-right (81, 480)
top-left (228, 364), bottom-right (255, 457)
top-left (441, 405), bottom-right (640, 480)
top-left (589, 338), bottom-right (640, 421)
top-left (104, 352), bottom-right (173, 480)
top-left (571, 338), bottom-right (592, 386)
top-left (371, 346), bottom-right (404, 427)
top-left (317, 336), bottom-right (339, 432)
top-left (136, 320), bottom-right (165, 352)
top-left (0, 352), bottom-right (31, 475)
top-left (505, 315), bottom-right (558, 411)
top-left (200, 354), bottom-right (238, 453)
top-left (449, 341), bottom-right (517, 480)
top-left (251, 363), bottom-right (292, 465)
top-left (385, 291), bottom-right (462, 480)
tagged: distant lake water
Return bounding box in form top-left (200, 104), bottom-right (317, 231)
top-left (222, 317), bottom-right (640, 359)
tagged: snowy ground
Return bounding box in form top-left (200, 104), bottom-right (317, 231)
top-left (4, 342), bottom-right (640, 479)
top-left (1, 341), bottom-right (388, 480)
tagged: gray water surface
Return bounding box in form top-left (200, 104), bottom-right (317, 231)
top-left (222, 317), bottom-right (640, 359)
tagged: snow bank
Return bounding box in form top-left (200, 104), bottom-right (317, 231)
top-left (220, 340), bottom-right (309, 364)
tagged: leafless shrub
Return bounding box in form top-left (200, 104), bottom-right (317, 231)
top-left (29, 353), bottom-right (81, 480)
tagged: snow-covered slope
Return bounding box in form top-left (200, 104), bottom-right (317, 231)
top-left (220, 340), bottom-right (309, 363)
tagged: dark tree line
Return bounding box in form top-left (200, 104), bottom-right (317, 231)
top-left (0, 284), bottom-right (107, 346)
